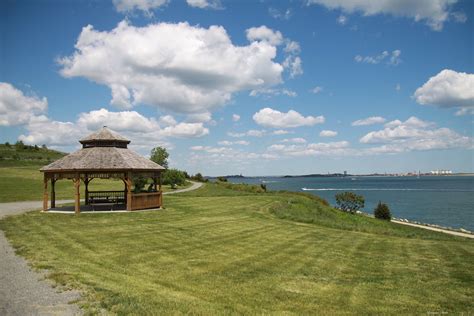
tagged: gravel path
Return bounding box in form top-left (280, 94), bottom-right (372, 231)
top-left (163, 181), bottom-right (203, 195)
top-left (0, 181), bottom-right (204, 315)
top-left (0, 200), bottom-right (81, 316)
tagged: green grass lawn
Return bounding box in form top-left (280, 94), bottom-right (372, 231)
top-left (0, 183), bottom-right (472, 314)
top-left (0, 163), bottom-right (192, 202)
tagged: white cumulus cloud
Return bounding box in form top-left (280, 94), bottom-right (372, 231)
top-left (232, 114), bottom-right (240, 122)
top-left (250, 88), bottom-right (297, 98)
top-left (58, 21), bottom-right (284, 114)
top-left (218, 140), bottom-right (249, 146)
top-left (186, 112), bottom-right (213, 123)
top-left (268, 141), bottom-right (351, 156)
top-left (19, 108), bottom-right (209, 149)
top-left (310, 86), bottom-right (323, 94)
top-left (352, 116), bottom-right (386, 126)
top-left (19, 116), bottom-right (81, 147)
top-left (246, 25), bottom-right (303, 78)
top-left (354, 50), bottom-right (401, 65)
top-left (113, 0), bottom-right (168, 15)
top-left (268, 7), bottom-right (293, 20)
top-left (337, 15), bottom-right (348, 25)
top-left (246, 25), bottom-right (284, 46)
top-left (272, 129), bottom-right (291, 135)
top-left (0, 82), bottom-right (48, 126)
top-left (77, 108), bottom-right (157, 132)
top-left (414, 69), bottom-right (474, 115)
top-left (306, 0), bottom-right (464, 31)
top-left (227, 129), bottom-right (266, 138)
top-left (253, 107), bottom-right (324, 128)
top-left (281, 138), bottom-right (307, 143)
top-left (283, 56), bottom-right (303, 78)
top-left (187, 0), bottom-right (222, 9)
top-left (320, 130), bottom-right (338, 137)
top-left (359, 116), bottom-right (471, 152)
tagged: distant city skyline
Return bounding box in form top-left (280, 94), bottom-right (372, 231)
top-left (1, 0), bottom-right (473, 176)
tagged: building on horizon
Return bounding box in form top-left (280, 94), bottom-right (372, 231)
top-left (430, 170), bottom-right (453, 175)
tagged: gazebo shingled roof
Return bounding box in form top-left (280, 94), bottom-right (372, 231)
top-left (79, 126), bottom-right (130, 143)
top-left (40, 126), bottom-right (165, 213)
top-left (40, 147), bottom-right (164, 172)
top-left (41, 126), bottom-right (164, 172)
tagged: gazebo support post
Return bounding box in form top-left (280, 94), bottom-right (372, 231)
top-left (126, 172), bottom-right (132, 211)
top-left (159, 172), bottom-right (163, 208)
top-left (42, 174), bottom-right (48, 212)
top-left (159, 172), bottom-right (162, 192)
top-left (84, 177), bottom-right (90, 205)
top-left (122, 177), bottom-right (127, 205)
top-left (51, 178), bottom-right (56, 209)
top-left (74, 175), bottom-right (80, 214)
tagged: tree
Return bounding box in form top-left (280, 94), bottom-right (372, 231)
top-left (163, 169), bottom-right (186, 187)
top-left (217, 176), bottom-right (227, 182)
top-left (192, 172), bottom-right (206, 182)
top-left (15, 140), bottom-right (25, 150)
top-left (335, 192), bottom-right (365, 213)
top-left (374, 201), bottom-right (392, 221)
top-left (150, 146), bottom-right (169, 169)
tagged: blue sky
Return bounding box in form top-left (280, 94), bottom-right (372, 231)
top-left (1, 0), bottom-right (473, 176)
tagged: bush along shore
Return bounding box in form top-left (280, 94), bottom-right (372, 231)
top-left (328, 190), bottom-right (473, 236)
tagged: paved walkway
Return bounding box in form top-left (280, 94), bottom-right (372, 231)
top-left (0, 181), bottom-right (204, 315)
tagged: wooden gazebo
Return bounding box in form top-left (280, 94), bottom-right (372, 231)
top-left (40, 126), bottom-right (165, 213)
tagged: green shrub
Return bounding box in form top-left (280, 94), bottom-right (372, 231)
top-left (191, 172), bottom-right (207, 182)
top-left (217, 176), bottom-right (228, 182)
top-left (260, 183), bottom-right (267, 192)
top-left (335, 192), bottom-right (365, 213)
top-left (133, 175), bottom-right (147, 193)
top-left (374, 201), bottom-right (392, 221)
top-left (163, 169), bottom-right (186, 186)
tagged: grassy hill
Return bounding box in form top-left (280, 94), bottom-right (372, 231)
top-left (0, 142), bottom-right (66, 166)
top-left (0, 182), bottom-right (472, 314)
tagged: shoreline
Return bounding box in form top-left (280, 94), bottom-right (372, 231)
top-left (356, 211), bottom-right (474, 239)
top-left (391, 219), bottom-right (474, 239)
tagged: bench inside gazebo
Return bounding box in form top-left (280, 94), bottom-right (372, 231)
top-left (40, 126), bottom-right (165, 213)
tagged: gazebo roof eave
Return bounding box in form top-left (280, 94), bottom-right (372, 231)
top-left (40, 167), bottom-right (166, 173)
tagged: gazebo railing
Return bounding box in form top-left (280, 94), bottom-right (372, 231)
top-left (131, 191), bottom-right (162, 210)
top-left (88, 191), bottom-right (125, 205)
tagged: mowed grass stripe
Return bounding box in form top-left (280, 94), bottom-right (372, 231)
top-left (1, 184), bottom-right (473, 314)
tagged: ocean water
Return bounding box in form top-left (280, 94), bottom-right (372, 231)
top-left (227, 176), bottom-right (474, 231)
